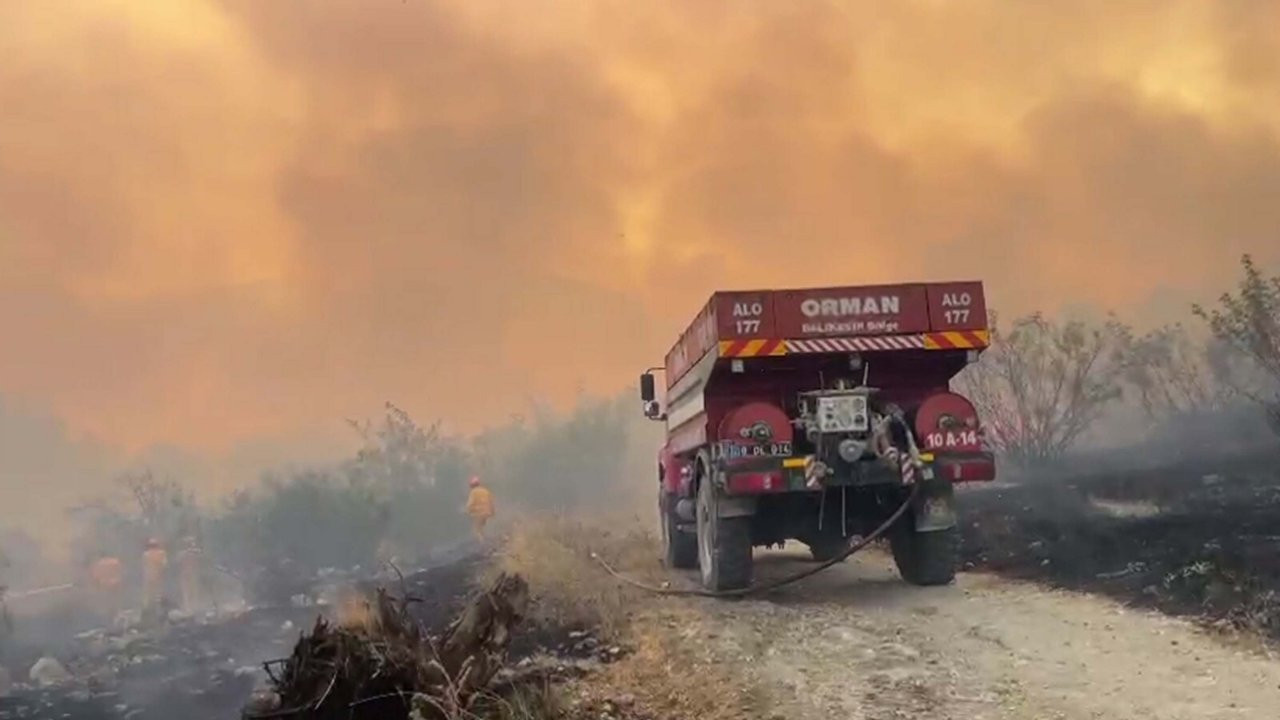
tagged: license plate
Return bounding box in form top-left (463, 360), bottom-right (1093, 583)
top-left (722, 441), bottom-right (793, 459)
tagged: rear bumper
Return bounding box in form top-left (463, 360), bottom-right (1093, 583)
top-left (720, 451), bottom-right (996, 495)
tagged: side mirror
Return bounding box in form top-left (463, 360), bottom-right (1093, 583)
top-left (639, 372), bottom-right (665, 420)
top-left (639, 372), bottom-right (656, 403)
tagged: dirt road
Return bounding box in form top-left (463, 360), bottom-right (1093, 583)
top-left (660, 548), bottom-right (1280, 720)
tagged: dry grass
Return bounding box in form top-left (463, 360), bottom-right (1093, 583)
top-left (487, 512), bottom-right (665, 639)
top-left (488, 512), bottom-right (772, 719)
top-left (475, 682), bottom-right (568, 720)
top-left (570, 609), bottom-right (768, 720)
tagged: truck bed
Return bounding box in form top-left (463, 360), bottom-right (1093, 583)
top-left (665, 281), bottom-right (987, 387)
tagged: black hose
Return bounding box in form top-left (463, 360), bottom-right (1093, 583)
top-left (591, 484), bottom-right (920, 598)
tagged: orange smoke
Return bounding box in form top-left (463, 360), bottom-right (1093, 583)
top-left (1, 0), bottom-right (1279, 454)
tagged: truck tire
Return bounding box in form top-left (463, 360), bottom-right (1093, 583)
top-left (660, 494), bottom-right (698, 569)
top-left (696, 478), bottom-right (752, 591)
top-left (889, 515), bottom-right (958, 586)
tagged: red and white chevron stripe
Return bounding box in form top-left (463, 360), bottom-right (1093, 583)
top-left (784, 335), bottom-right (925, 353)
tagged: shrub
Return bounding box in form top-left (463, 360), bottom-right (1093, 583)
top-left (955, 312), bottom-right (1131, 468)
top-left (1194, 254), bottom-right (1280, 435)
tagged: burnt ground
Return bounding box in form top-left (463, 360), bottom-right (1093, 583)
top-left (0, 551), bottom-right (600, 720)
top-left (958, 448), bottom-right (1280, 642)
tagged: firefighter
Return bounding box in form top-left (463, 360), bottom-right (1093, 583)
top-left (90, 552), bottom-right (124, 620)
top-left (141, 538), bottom-right (168, 621)
top-left (177, 537), bottom-right (206, 613)
top-left (465, 476), bottom-right (495, 542)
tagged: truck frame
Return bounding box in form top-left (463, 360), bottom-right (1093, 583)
top-left (639, 281), bottom-right (996, 590)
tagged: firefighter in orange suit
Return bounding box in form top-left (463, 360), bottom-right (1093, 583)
top-left (465, 476), bottom-right (495, 542)
top-left (142, 538), bottom-right (168, 620)
top-left (90, 553), bottom-right (124, 620)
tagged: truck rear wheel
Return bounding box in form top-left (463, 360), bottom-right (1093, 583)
top-left (889, 515), bottom-right (958, 586)
top-left (696, 479), bottom-right (752, 591)
top-left (660, 493), bottom-right (698, 569)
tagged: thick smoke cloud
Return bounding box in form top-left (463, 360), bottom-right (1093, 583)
top-left (2, 0), bottom-right (1279, 470)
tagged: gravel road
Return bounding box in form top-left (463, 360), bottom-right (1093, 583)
top-left (660, 548), bottom-right (1280, 720)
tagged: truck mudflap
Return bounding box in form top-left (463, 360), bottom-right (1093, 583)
top-left (912, 479), bottom-right (957, 533)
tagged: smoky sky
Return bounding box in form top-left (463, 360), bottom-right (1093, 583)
top-left (2, 0), bottom-right (1279, 458)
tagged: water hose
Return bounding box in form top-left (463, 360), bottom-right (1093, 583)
top-left (591, 483), bottom-right (919, 598)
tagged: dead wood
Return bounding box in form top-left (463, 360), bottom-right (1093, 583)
top-left (243, 572), bottom-right (529, 720)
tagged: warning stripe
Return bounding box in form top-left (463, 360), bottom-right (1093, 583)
top-left (721, 330), bottom-right (990, 357)
top-left (785, 335), bottom-right (925, 353)
top-left (923, 329), bottom-right (990, 350)
top-left (718, 338), bottom-right (788, 358)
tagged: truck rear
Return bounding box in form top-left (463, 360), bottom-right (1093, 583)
top-left (639, 281), bottom-right (996, 591)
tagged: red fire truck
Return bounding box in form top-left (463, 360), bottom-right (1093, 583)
top-left (640, 282), bottom-right (996, 591)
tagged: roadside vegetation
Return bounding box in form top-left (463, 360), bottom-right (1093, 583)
top-left (956, 254), bottom-right (1280, 472)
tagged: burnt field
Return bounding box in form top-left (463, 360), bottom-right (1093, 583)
top-left (958, 448), bottom-right (1280, 642)
top-left (0, 552), bottom-right (604, 720)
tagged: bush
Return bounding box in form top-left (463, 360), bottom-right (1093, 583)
top-left (206, 470), bottom-right (386, 578)
top-left (955, 312), bottom-right (1131, 468)
top-left (1119, 324), bottom-right (1231, 421)
top-left (68, 469), bottom-right (201, 568)
top-left (1194, 254), bottom-right (1280, 434)
top-left (73, 396), bottom-right (647, 583)
top-left (473, 395), bottom-right (637, 513)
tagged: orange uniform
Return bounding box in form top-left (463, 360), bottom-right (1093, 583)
top-left (90, 556), bottom-right (124, 619)
top-left (466, 484), bottom-right (495, 541)
top-left (91, 557), bottom-right (123, 590)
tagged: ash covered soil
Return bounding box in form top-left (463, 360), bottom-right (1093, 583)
top-left (959, 449), bottom-right (1280, 641)
top-left (0, 553), bottom-right (601, 720)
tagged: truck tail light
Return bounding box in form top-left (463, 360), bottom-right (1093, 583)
top-left (726, 472), bottom-right (786, 494)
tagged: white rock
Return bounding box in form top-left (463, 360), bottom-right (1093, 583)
top-left (29, 656), bottom-right (72, 687)
top-left (244, 688), bottom-right (281, 714)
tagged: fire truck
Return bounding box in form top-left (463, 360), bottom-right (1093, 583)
top-left (640, 282), bottom-right (996, 591)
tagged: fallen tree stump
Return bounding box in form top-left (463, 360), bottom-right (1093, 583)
top-left (243, 572), bottom-right (529, 720)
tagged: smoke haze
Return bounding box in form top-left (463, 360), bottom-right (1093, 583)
top-left (2, 1), bottom-right (1280, 525)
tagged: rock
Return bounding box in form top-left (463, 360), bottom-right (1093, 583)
top-left (29, 656), bottom-right (72, 687)
top-left (244, 688), bottom-right (282, 715)
top-left (825, 626), bottom-right (856, 642)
